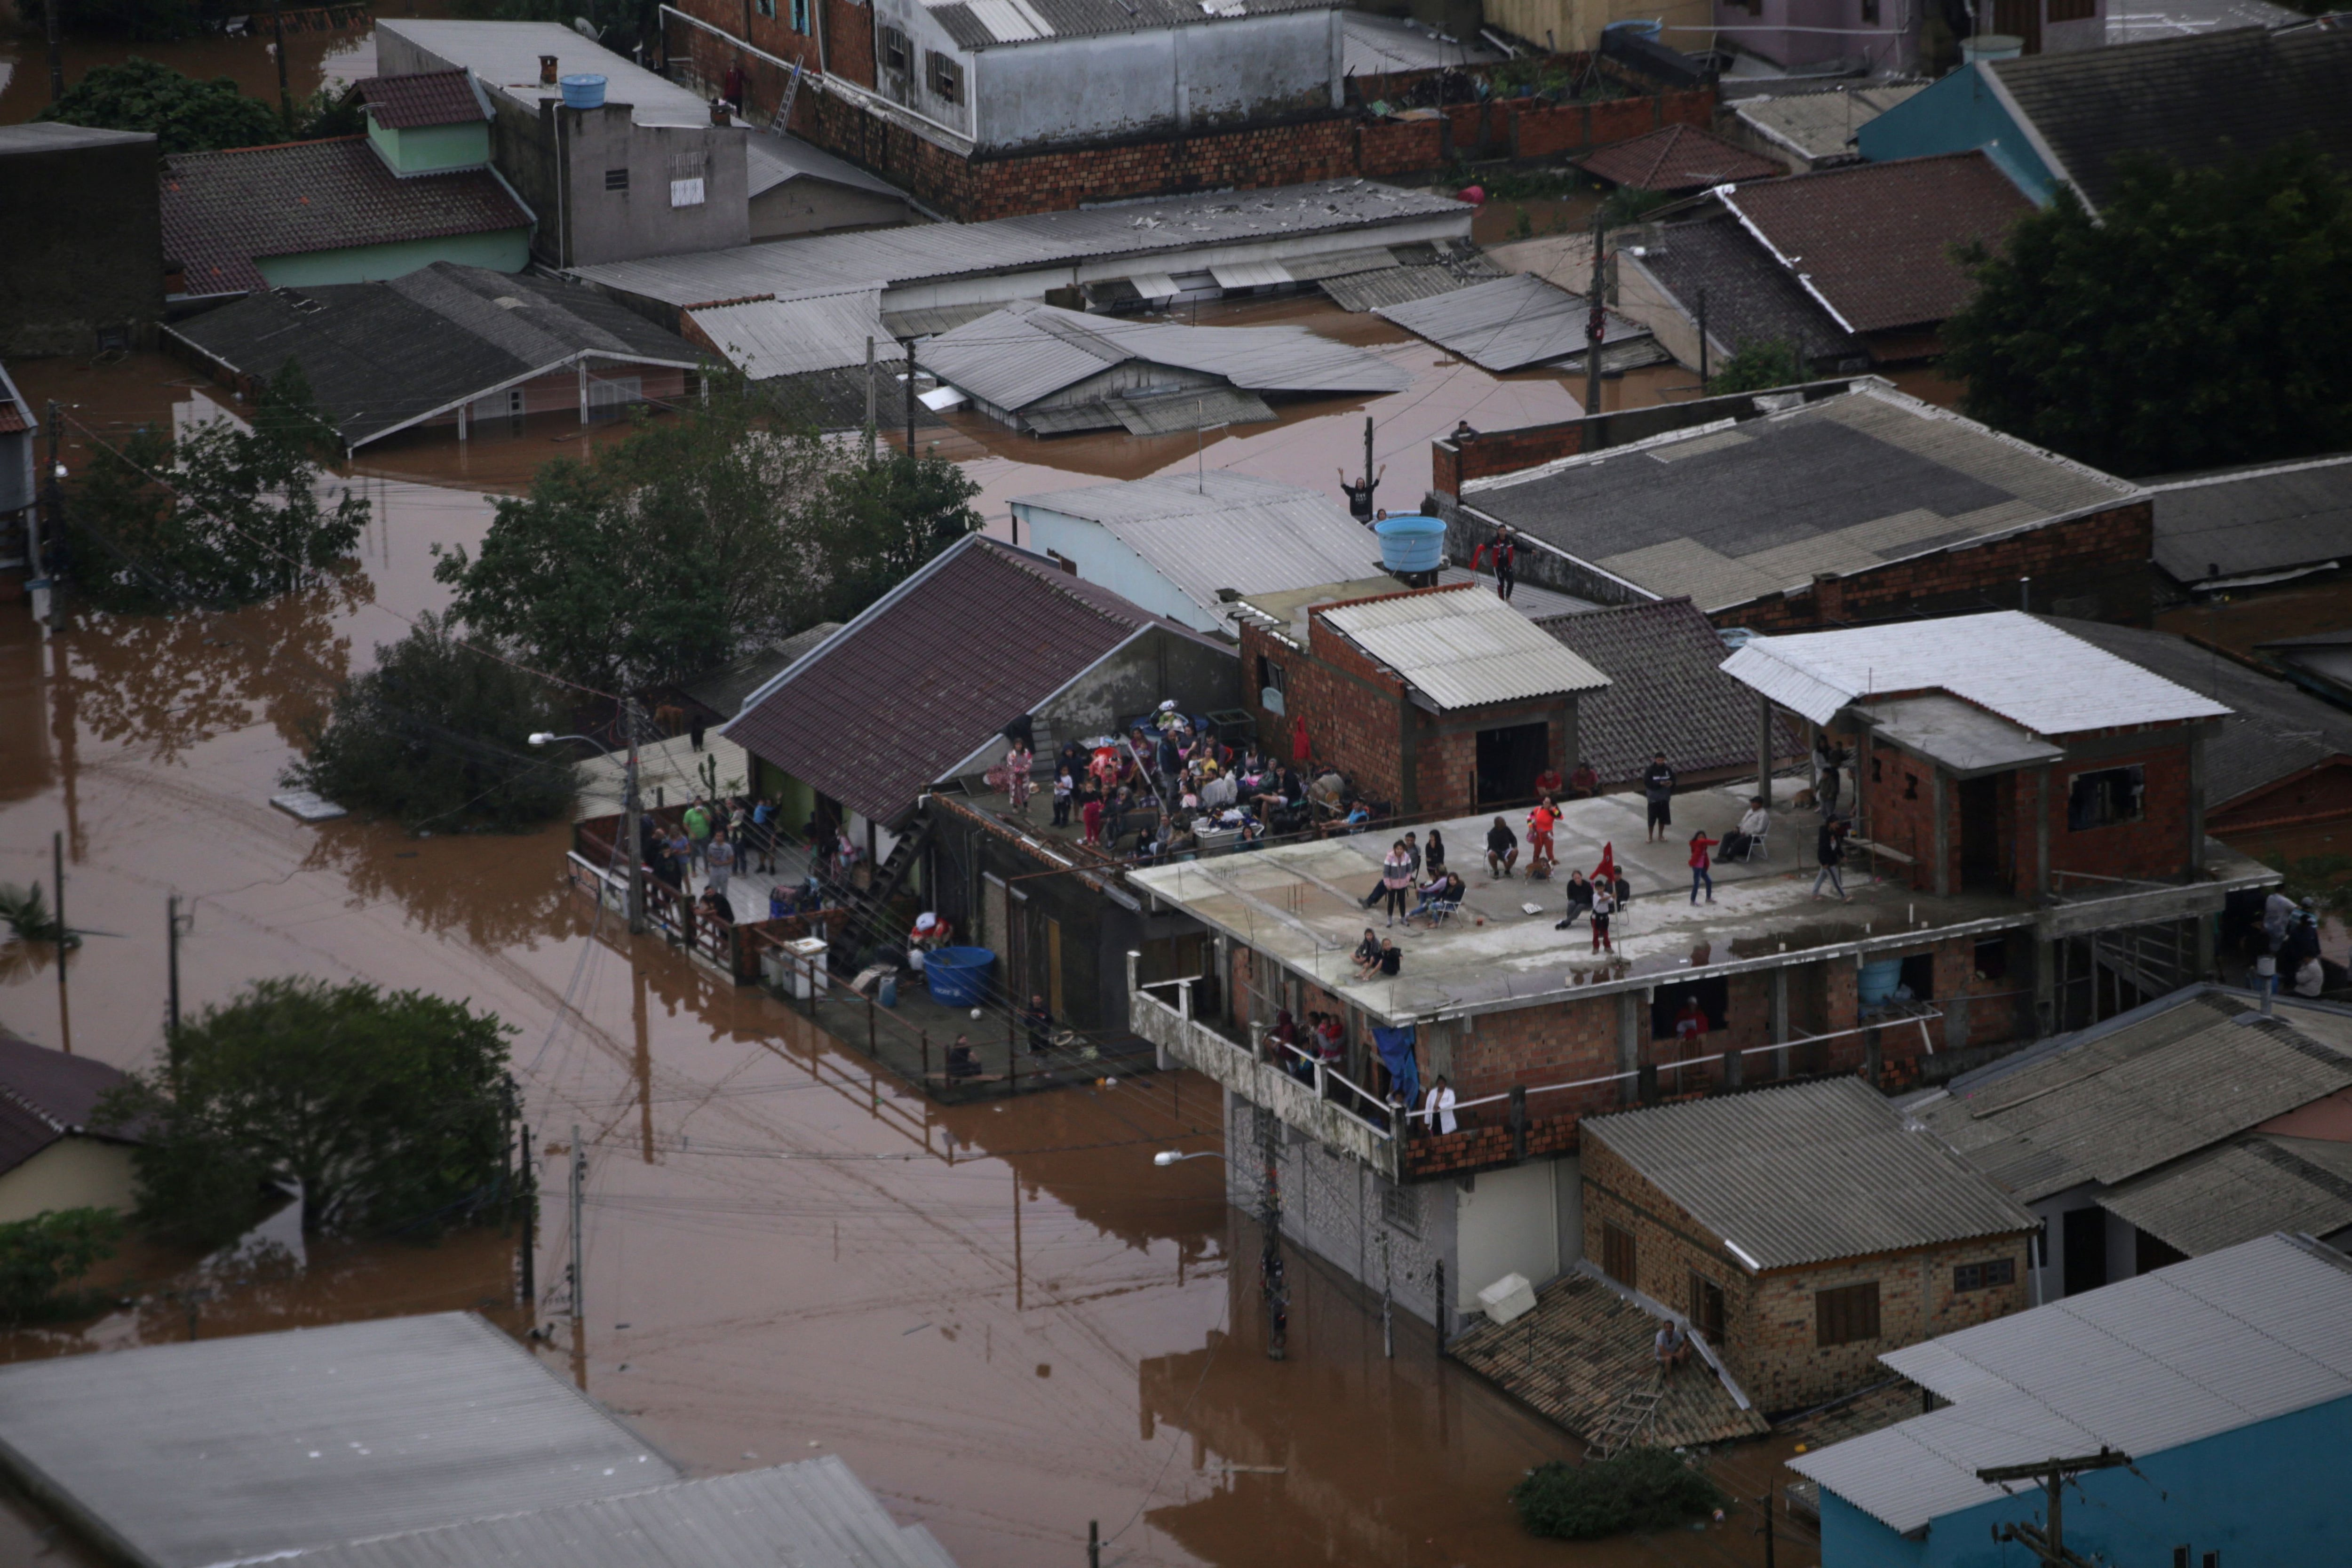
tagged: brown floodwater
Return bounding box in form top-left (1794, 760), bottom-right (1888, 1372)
top-left (0, 318), bottom-right (1818, 1568)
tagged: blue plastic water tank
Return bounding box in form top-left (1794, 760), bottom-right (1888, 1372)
top-left (1857, 958), bottom-right (1903, 1009)
top-left (1375, 514), bottom-right (1447, 575)
top-left (924, 946), bottom-right (996, 1008)
top-left (559, 74), bottom-right (608, 109)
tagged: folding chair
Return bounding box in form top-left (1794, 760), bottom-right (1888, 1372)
top-left (1744, 825), bottom-right (1770, 862)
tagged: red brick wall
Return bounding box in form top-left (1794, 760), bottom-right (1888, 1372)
top-left (1582, 1135), bottom-right (2030, 1409)
top-left (824, 0), bottom-right (874, 88)
top-left (1861, 735), bottom-right (1956, 895)
top-left (2042, 735), bottom-right (2198, 883)
top-left (1449, 992), bottom-right (1625, 1109)
top-left (2211, 758), bottom-right (2352, 836)
top-left (1243, 614), bottom-right (1412, 807)
top-left (1359, 117), bottom-right (1445, 176)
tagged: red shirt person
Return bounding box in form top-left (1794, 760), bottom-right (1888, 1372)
top-left (1688, 830), bottom-right (1718, 905)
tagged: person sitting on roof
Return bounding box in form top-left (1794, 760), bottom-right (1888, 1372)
top-left (1655, 1319), bottom-right (1692, 1372)
top-left (946, 1035), bottom-right (983, 1079)
top-left (908, 912), bottom-right (953, 976)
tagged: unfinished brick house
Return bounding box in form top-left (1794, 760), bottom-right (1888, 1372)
top-left (1581, 1078), bottom-right (2034, 1411)
top-left (1233, 580), bottom-right (1610, 817)
top-left (1124, 611), bottom-right (2275, 1333)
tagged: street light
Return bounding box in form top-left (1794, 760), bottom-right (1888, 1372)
top-left (531, 716), bottom-right (647, 935)
top-left (1152, 1147), bottom-right (1286, 1359)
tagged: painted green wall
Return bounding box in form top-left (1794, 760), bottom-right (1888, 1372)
top-left (366, 116), bottom-right (492, 175)
top-left (254, 228), bottom-right (530, 289)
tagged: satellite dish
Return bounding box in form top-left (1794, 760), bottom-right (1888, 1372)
top-left (573, 16), bottom-right (601, 39)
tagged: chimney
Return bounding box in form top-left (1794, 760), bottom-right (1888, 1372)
top-left (710, 98), bottom-right (730, 125)
top-left (540, 54), bottom-right (559, 85)
top-left (1812, 571), bottom-right (1844, 625)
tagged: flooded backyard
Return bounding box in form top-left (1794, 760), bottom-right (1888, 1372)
top-left (0, 273), bottom-right (1817, 1566)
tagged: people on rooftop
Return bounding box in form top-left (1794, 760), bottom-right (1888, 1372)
top-left (1526, 796), bottom-right (1560, 879)
top-left (1486, 816), bottom-right (1518, 877)
top-left (1813, 818), bottom-right (1853, 903)
top-left (1688, 829), bottom-right (1717, 905)
top-left (1643, 752), bottom-right (1676, 844)
top-left (1720, 796), bottom-right (1769, 861)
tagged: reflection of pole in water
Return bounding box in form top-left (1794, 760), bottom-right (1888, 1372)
top-left (53, 831), bottom-right (70, 1054)
top-left (569, 1313), bottom-right (588, 1393)
top-left (1013, 1162), bottom-right (1023, 1313)
top-left (633, 963), bottom-right (654, 1163)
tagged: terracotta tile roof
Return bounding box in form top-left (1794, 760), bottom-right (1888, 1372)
top-left (1576, 122), bottom-right (1783, 192)
top-left (723, 537), bottom-right (1224, 825)
top-left (161, 136), bottom-right (528, 296)
top-left (1536, 596), bottom-right (1803, 787)
top-left (0, 1027), bottom-right (140, 1177)
top-left (0, 401), bottom-right (28, 436)
top-left (356, 68), bottom-right (486, 130)
top-left (1716, 151), bottom-right (2033, 334)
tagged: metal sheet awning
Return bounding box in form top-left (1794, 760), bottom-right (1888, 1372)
top-left (1211, 260), bottom-right (1293, 290)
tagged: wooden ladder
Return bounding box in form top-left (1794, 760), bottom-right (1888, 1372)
top-left (1587, 1384), bottom-right (1663, 1461)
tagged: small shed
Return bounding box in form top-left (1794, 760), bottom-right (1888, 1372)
top-left (0, 1026), bottom-right (142, 1223)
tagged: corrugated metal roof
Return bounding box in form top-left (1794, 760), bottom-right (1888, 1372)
top-left (689, 288), bottom-right (892, 378)
top-left (1110, 384), bottom-right (1274, 434)
top-left (0, 1313), bottom-right (677, 1568)
top-left (1583, 1077), bottom-right (2035, 1273)
top-left (1793, 1233), bottom-right (2352, 1533)
top-left (917, 300), bottom-right (1407, 411)
top-left (1912, 991), bottom-right (2352, 1204)
top-left (2147, 453), bottom-right (2352, 585)
top-left (1720, 610), bottom-right (2232, 736)
top-left (744, 131), bottom-right (911, 202)
top-left (569, 180), bottom-right (1471, 307)
top-left (1728, 82), bottom-right (1924, 164)
top-left (2098, 1134), bottom-right (2352, 1257)
top-left (1010, 472), bottom-right (1380, 622)
top-left (1851, 693), bottom-right (2065, 775)
top-left (1319, 584), bottom-right (1610, 709)
top-left (1375, 271), bottom-right (1649, 372)
top-left (223, 1456), bottom-right (957, 1568)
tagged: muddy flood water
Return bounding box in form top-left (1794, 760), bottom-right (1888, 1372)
top-left (1, 302), bottom-right (1817, 1566)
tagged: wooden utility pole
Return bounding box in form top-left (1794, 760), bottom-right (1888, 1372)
top-left (270, 0), bottom-right (291, 125)
top-left (864, 335), bottom-right (877, 465)
top-left (46, 0), bottom-right (64, 102)
top-left (1976, 1448), bottom-right (2132, 1567)
top-left (899, 335), bottom-right (917, 455)
top-left (1583, 207), bottom-right (1607, 428)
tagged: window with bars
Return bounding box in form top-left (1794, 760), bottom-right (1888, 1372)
top-left (1380, 1179), bottom-right (1421, 1238)
top-left (667, 151), bottom-right (707, 208)
top-left (1601, 1222), bottom-right (1637, 1288)
top-left (1953, 1257), bottom-right (2017, 1293)
top-left (1815, 1281), bottom-right (1881, 1346)
top-left (927, 49), bottom-right (963, 103)
top-left (604, 167), bottom-right (628, 191)
top-left (880, 24), bottom-right (911, 74)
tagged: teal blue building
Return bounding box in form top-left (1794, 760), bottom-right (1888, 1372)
top-left (1793, 1232), bottom-right (2352, 1568)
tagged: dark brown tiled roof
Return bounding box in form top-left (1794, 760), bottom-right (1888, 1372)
top-left (0, 1027), bottom-right (140, 1177)
top-left (1719, 151), bottom-right (2032, 334)
top-left (1576, 123), bottom-right (1783, 193)
top-left (0, 401), bottom-right (27, 436)
top-left (724, 537), bottom-right (1214, 825)
top-left (356, 69), bottom-right (486, 130)
top-left (1537, 597), bottom-right (1802, 787)
top-left (162, 137), bottom-right (527, 296)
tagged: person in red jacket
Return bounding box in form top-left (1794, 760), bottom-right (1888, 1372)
top-left (1526, 796), bottom-right (1560, 878)
top-left (1688, 829), bottom-right (1718, 904)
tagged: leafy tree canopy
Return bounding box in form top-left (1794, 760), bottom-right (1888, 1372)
top-left (1941, 140), bottom-right (2352, 478)
top-left (39, 56), bottom-right (284, 154)
top-left (435, 378), bottom-right (977, 693)
top-left (67, 359), bottom-right (367, 611)
top-left (1705, 338), bottom-right (1807, 397)
top-left (1512, 1448), bottom-right (1724, 1540)
top-left (100, 979), bottom-right (514, 1247)
top-left (0, 1209), bottom-right (123, 1323)
top-left (287, 611), bottom-right (581, 832)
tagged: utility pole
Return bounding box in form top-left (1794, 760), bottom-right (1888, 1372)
top-left (518, 1120), bottom-right (537, 1309)
top-left (40, 400), bottom-right (63, 626)
top-left (1260, 1124), bottom-right (1287, 1361)
top-left (899, 335), bottom-right (917, 457)
top-left (52, 831), bottom-right (68, 1046)
top-left (864, 335), bottom-right (877, 466)
top-left (1756, 1491), bottom-right (1776, 1568)
top-left (270, 0), bottom-right (291, 127)
top-left (46, 0), bottom-right (64, 102)
top-left (569, 1122), bottom-right (585, 1324)
top-left (1697, 288), bottom-right (1710, 390)
top-left (1379, 1228), bottom-right (1393, 1359)
top-left (1583, 207), bottom-right (1607, 431)
top-left (620, 698), bottom-right (646, 934)
top-left (1976, 1449), bottom-right (2132, 1567)
top-left (166, 894), bottom-right (193, 1082)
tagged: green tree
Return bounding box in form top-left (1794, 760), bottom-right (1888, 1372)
top-left (38, 57), bottom-right (285, 154)
top-left (0, 1209), bottom-right (123, 1322)
top-left (1705, 338), bottom-right (1808, 396)
top-left (67, 360), bottom-right (368, 611)
top-left (1941, 141), bottom-right (2352, 478)
top-left (814, 451), bottom-right (983, 625)
top-left (101, 979), bottom-right (514, 1247)
top-left (436, 378), bottom-right (892, 693)
top-left (286, 612), bottom-right (581, 831)
top-left (1511, 1448), bottom-right (1724, 1540)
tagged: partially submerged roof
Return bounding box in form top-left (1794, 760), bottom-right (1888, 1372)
top-left (1463, 386), bottom-right (2139, 615)
top-left (1721, 610), bottom-right (2232, 737)
top-left (1536, 597), bottom-right (1800, 785)
top-left (2096, 1133), bottom-right (2352, 1258)
top-left (1237, 570), bottom-right (1593, 640)
top-left (1910, 989), bottom-right (2352, 1204)
top-left (1318, 584), bottom-right (1610, 710)
top-left (916, 300), bottom-right (1408, 411)
top-left (162, 136), bottom-right (530, 296)
top-left (376, 19), bottom-right (718, 127)
top-left (1793, 1233), bottom-right (2352, 1534)
top-left (0, 1312), bottom-right (677, 1568)
top-left (1714, 152), bottom-right (2032, 334)
top-left (1584, 1077), bottom-right (2034, 1272)
top-left (723, 536), bottom-right (1226, 824)
top-left (922, 0), bottom-right (1335, 49)
top-left (0, 1026), bottom-right (139, 1176)
top-left (168, 263), bottom-right (702, 448)
top-left (1727, 82), bottom-right (1925, 166)
top-left (1575, 123), bottom-right (1781, 191)
top-left (2145, 452), bottom-right (2352, 588)
top-left (220, 1456), bottom-right (957, 1568)
top-left (567, 180), bottom-right (1473, 309)
top-left (0, 121), bottom-right (155, 154)
top-left (685, 287), bottom-right (893, 380)
top-left (1988, 25), bottom-right (2352, 209)
top-left (355, 69), bottom-right (489, 129)
top-left (1375, 272), bottom-right (1649, 373)
top-left (1008, 473), bottom-right (1383, 624)
top-left (2036, 615), bottom-right (2352, 811)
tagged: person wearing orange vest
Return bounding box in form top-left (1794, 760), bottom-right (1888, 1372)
top-left (1526, 796), bottom-right (1561, 878)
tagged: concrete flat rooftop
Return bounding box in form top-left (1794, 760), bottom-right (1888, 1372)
top-left (1127, 780), bottom-right (2267, 1024)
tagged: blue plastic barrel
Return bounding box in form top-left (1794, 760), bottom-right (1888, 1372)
top-left (924, 947), bottom-right (996, 1007)
top-left (560, 74), bottom-right (608, 109)
top-left (1857, 958), bottom-right (1903, 1009)
top-left (1375, 513), bottom-right (1447, 574)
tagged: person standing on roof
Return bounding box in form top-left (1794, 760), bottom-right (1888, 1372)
top-left (1813, 818), bottom-right (1852, 902)
top-left (1589, 876), bottom-right (1617, 954)
top-left (1338, 465), bottom-right (1385, 522)
top-left (1526, 795), bottom-right (1560, 879)
top-left (1687, 829), bottom-right (1717, 904)
top-left (1470, 525), bottom-right (1518, 602)
top-left (1643, 753), bottom-right (1676, 843)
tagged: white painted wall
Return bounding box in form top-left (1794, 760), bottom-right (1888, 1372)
top-left (1011, 507), bottom-right (1224, 633)
top-left (1456, 1159), bottom-right (1559, 1312)
top-left (0, 1138), bottom-right (138, 1224)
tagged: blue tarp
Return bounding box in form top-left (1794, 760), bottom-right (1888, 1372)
top-left (1373, 1025), bottom-right (1420, 1111)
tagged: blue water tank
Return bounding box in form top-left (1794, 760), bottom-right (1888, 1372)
top-left (1858, 958), bottom-right (1903, 1009)
top-left (1375, 514), bottom-right (1447, 575)
top-left (560, 74), bottom-right (608, 109)
top-left (1604, 17), bottom-right (1663, 37)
